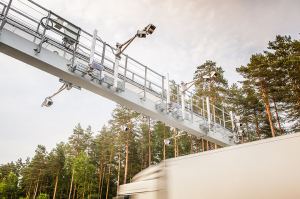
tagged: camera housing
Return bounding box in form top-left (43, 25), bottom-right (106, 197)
top-left (42, 97), bottom-right (53, 107)
top-left (144, 24), bottom-right (156, 35)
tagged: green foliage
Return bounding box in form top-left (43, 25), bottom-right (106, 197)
top-left (37, 193), bottom-right (49, 199)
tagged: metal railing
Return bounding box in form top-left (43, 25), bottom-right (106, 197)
top-left (0, 0), bottom-right (235, 138)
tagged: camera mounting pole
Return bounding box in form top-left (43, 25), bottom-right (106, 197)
top-left (113, 24), bottom-right (156, 89)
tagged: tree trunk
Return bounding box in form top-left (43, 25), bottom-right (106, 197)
top-left (33, 171), bottom-right (41, 199)
top-left (206, 140), bottom-right (210, 151)
top-left (201, 138), bottom-right (204, 152)
top-left (100, 167), bottom-right (106, 199)
top-left (68, 169), bottom-right (74, 199)
top-left (260, 82), bottom-right (276, 137)
top-left (124, 143), bottom-right (129, 184)
top-left (190, 136), bottom-right (193, 154)
top-left (105, 151), bottom-right (113, 199)
top-left (272, 98), bottom-right (284, 135)
top-left (98, 164), bottom-right (103, 199)
top-left (254, 111), bottom-right (261, 139)
top-left (26, 180), bottom-right (33, 198)
top-left (33, 180), bottom-right (39, 199)
top-left (117, 152), bottom-right (121, 195)
top-left (53, 174), bottom-right (59, 199)
top-left (72, 184), bottom-right (76, 199)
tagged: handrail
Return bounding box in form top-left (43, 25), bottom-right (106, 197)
top-left (0, 0), bottom-right (235, 137)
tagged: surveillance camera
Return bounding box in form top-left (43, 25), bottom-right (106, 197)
top-left (144, 24), bottom-right (156, 35)
top-left (137, 30), bottom-right (147, 38)
top-left (42, 97), bottom-right (53, 107)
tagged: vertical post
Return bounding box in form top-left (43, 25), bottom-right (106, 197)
top-left (101, 42), bottom-right (106, 65)
top-left (166, 73), bottom-right (170, 104)
top-left (70, 29), bottom-right (80, 69)
top-left (123, 55), bottom-right (128, 86)
top-left (161, 75), bottom-right (165, 102)
top-left (206, 97), bottom-right (211, 132)
top-left (206, 140), bottom-right (210, 151)
top-left (222, 107), bottom-right (226, 127)
top-left (143, 66), bottom-right (147, 100)
top-left (166, 73), bottom-right (170, 112)
top-left (89, 29), bottom-right (98, 66)
top-left (1, 5), bottom-right (6, 16)
top-left (213, 105), bottom-right (216, 124)
top-left (99, 43), bottom-right (106, 81)
top-left (33, 23), bottom-right (40, 43)
top-left (180, 85), bottom-right (185, 120)
top-left (113, 56), bottom-right (120, 89)
top-left (176, 84), bottom-right (180, 104)
top-left (35, 10), bottom-right (51, 54)
top-left (0, 0), bottom-right (12, 31)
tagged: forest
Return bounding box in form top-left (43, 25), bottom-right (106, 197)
top-left (0, 35), bottom-right (299, 199)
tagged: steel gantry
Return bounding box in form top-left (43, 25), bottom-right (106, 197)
top-left (0, 0), bottom-right (239, 146)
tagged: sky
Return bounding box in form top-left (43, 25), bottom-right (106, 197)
top-left (0, 0), bottom-right (299, 164)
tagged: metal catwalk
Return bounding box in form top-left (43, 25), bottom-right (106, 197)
top-left (0, 0), bottom-right (238, 146)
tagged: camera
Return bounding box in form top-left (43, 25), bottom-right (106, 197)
top-left (137, 30), bottom-right (147, 38)
top-left (144, 24), bottom-right (156, 35)
top-left (42, 97), bottom-right (53, 107)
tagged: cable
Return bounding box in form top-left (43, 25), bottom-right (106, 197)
top-left (49, 83), bottom-right (68, 98)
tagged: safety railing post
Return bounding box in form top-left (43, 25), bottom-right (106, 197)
top-left (101, 42), bottom-right (106, 65)
top-left (98, 43), bottom-right (106, 81)
top-left (33, 23), bottom-right (40, 43)
top-left (176, 84), bottom-right (180, 104)
top-left (123, 55), bottom-right (128, 87)
top-left (34, 10), bottom-right (51, 54)
top-left (206, 97), bottom-right (211, 132)
top-left (113, 56), bottom-right (120, 89)
top-left (213, 105), bottom-right (216, 125)
top-left (161, 75), bottom-right (165, 102)
top-left (0, 0), bottom-right (12, 31)
top-left (142, 66), bottom-right (147, 100)
top-left (180, 85), bottom-right (185, 120)
top-left (1, 5), bottom-right (6, 16)
top-left (166, 73), bottom-right (170, 104)
top-left (70, 29), bottom-right (80, 69)
top-left (89, 29), bottom-right (97, 66)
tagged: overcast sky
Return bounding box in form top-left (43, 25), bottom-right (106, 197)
top-left (0, 0), bottom-right (299, 164)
